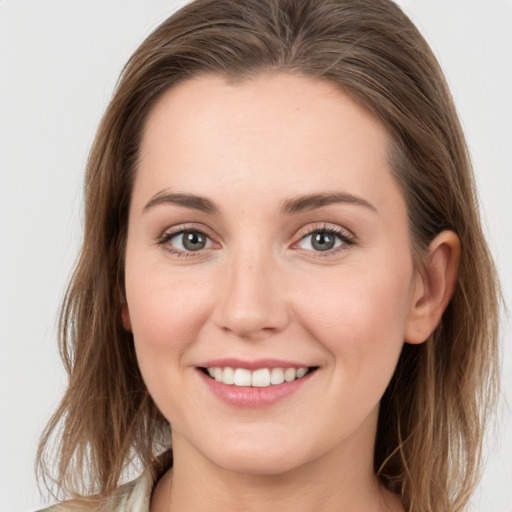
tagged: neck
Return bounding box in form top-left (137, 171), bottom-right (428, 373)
top-left (151, 412), bottom-right (403, 512)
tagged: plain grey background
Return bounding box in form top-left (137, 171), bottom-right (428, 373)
top-left (1, 1), bottom-right (511, 511)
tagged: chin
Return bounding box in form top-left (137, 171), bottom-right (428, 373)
top-left (196, 429), bottom-right (317, 477)
top-left (212, 448), bottom-right (305, 476)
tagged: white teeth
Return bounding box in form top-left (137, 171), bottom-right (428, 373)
top-left (223, 366), bottom-right (235, 385)
top-left (270, 368), bottom-right (285, 385)
top-left (296, 367), bottom-right (308, 378)
top-left (284, 368), bottom-right (296, 382)
top-left (234, 368), bottom-right (252, 386)
top-left (205, 366), bottom-right (310, 387)
top-left (252, 368), bottom-right (270, 387)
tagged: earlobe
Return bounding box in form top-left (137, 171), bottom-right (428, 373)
top-left (404, 230), bottom-right (460, 344)
top-left (121, 303), bottom-right (132, 332)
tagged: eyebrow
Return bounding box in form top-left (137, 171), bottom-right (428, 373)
top-left (143, 190), bottom-right (376, 215)
top-left (144, 192), bottom-right (218, 214)
top-left (281, 192), bottom-right (376, 214)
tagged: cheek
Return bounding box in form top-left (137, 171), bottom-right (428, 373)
top-left (125, 264), bottom-right (215, 372)
top-left (293, 260), bottom-right (413, 379)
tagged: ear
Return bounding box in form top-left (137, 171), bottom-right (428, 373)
top-left (404, 230), bottom-right (460, 344)
top-left (121, 303), bottom-right (132, 332)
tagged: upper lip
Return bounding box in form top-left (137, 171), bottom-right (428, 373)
top-left (198, 358), bottom-right (315, 370)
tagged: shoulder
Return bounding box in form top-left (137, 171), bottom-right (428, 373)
top-left (34, 468), bottom-right (153, 512)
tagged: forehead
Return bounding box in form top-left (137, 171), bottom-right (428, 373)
top-left (135, 73), bottom-right (400, 214)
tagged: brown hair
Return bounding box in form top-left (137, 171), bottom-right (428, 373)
top-left (37, 1), bottom-right (501, 510)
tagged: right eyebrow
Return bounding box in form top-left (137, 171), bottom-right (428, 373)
top-left (143, 192), bottom-right (219, 214)
top-left (281, 192), bottom-right (376, 215)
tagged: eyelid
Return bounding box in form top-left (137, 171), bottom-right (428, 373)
top-left (156, 223), bottom-right (220, 256)
top-left (292, 223), bottom-right (356, 255)
top-left (295, 222), bottom-right (355, 241)
top-left (155, 222), bottom-right (356, 258)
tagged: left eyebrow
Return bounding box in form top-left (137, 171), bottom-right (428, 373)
top-left (281, 192), bottom-right (377, 215)
top-left (143, 192), bottom-right (218, 214)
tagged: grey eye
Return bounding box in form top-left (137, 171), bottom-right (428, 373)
top-left (171, 230), bottom-right (210, 251)
top-left (298, 231), bottom-right (343, 252)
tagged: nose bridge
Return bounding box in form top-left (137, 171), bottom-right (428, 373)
top-left (214, 239), bottom-right (289, 338)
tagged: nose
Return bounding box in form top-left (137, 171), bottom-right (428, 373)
top-left (212, 248), bottom-right (290, 339)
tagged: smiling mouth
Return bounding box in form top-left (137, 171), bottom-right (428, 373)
top-left (200, 366), bottom-right (318, 387)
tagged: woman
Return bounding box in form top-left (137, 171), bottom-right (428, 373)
top-left (36, 0), bottom-right (501, 511)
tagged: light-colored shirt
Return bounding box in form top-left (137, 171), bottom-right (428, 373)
top-left (36, 464), bottom-right (155, 511)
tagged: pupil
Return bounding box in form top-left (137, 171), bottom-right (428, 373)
top-left (312, 232), bottom-right (335, 251)
top-left (183, 231), bottom-right (206, 251)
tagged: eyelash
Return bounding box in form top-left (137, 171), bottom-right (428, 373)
top-left (156, 223), bottom-right (356, 258)
top-left (156, 224), bottom-right (214, 258)
top-left (294, 224), bottom-right (356, 258)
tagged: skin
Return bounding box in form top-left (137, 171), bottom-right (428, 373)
top-left (122, 73), bottom-right (459, 512)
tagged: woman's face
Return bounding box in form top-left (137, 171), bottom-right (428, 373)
top-left (124, 73), bottom-right (421, 475)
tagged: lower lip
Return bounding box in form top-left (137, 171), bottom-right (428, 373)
top-left (198, 369), bottom-right (315, 408)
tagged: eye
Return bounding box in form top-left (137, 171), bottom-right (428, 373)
top-left (296, 227), bottom-right (354, 253)
top-left (160, 229), bottom-right (213, 254)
